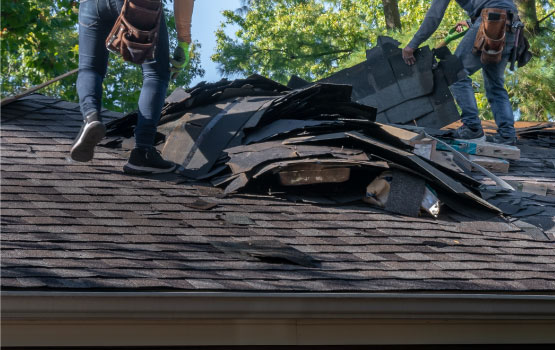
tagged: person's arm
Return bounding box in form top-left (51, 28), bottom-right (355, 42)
top-left (403, 0), bottom-right (450, 65)
top-left (407, 0), bottom-right (451, 49)
top-left (171, 0), bottom-right (194, 78)
top-left (174, 0), bottom-right (194, 44)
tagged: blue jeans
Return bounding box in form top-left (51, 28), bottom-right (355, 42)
top-left (77, 0), bottom-right (170, 148)
top-left (451, 17), bottom-right (516, 138)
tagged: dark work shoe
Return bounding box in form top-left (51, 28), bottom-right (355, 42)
top-left (70, 111), bottom-right (106, 162)
top-left (123, 147), bottom-right (176, 175)
top-left (454, 124), bottom-right (486, 142)
top-left (492, 134), bottom-right (517, 146)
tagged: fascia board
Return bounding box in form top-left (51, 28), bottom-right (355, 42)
top-left (3, 292), bottom-right (555, 320)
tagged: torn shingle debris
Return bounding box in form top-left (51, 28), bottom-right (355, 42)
top-left (104, 38), bottom-right (553, 222)
top-left (106, 85), bottom-right (501, 219)
top-left (297, 36), bottom-right (465, 128)
top-left (516, 122), bottom-right (555, 148)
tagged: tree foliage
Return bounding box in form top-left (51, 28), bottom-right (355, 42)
top-left (214, 0), bottom-right (554, 120)
top-left (213, 0), bottom-right (463, 81)
top-left (1, 0), bottom-right (80, 101)
top-left (1, 0), bottom-right (204, 113)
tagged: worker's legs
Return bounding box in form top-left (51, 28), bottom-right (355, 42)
top-left (76, 0), bottom-right (119, 117)
top-left (451, 17), bottom-right (516, 143)
top-left (134, 15), bottom-right (170, 149)
top-left (72, 0), bottom-right (120, 162)
top-left (450, 18), bottom-right (483, 132)
top-left (123, 16), bottom-right (175, 174)
top-left (482, 31), bottom-right (516, 140)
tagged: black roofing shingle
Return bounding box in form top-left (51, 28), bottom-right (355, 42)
top-left (1, 94), bottom-right (555, 292)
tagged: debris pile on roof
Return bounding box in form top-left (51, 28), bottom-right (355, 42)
top-left (422, 122), bottom-right (555, 176)
top-left (287, 35), bottom-right (524, 175)
top-left (107, 74), bottom-right (503, 219)
top-left (516, 122), bottom-right (555, 148)
top-left (411, 135), bottom-right (520, 174)
top-left (104, 36), bottom-right (551, 219)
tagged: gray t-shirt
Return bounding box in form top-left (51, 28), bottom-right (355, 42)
top-left (407, 0), bottom-right (517, 49)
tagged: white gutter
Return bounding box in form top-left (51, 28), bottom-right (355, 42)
top-left (3, 291), bottom-right (555, 320)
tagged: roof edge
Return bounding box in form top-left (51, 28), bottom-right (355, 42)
top-left (3, 291), bottom-right (555, 320)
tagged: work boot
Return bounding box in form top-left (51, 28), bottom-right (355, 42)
top-left (70, 111), bottom-right (106, 162)
top-left (123, 147), bottom-right (176, 175)
top-left (492, 134), bottom-right (517, 146)
top-left (454, 124), bottom-right (486, 142)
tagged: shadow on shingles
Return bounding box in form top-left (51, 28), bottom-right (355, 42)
top-left (517, 216), bottom-right (555, 237)
top-left (1, 248), bottom-right (506, 293)
top-left (4, 233), bottom-right (547, 292)
top-left (93, 167), bottom-right (185, 182)
top-left (481, 190), bottom-right (554, 236)
top-left (211, 240), bottom-right (321, 268)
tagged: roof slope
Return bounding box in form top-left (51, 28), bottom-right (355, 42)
top-left (1, 95), bottom-right (555, 292)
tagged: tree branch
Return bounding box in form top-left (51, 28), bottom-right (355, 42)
top-left (289, 48), bottom-right (354, 59)
top-left (538, 10), bottom-right (555, 25)
top-left (251, 47), bottom-right (355, 60)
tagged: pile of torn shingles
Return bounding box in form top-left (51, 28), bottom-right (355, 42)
top-left (107, 78), bottom-right (501, 219)
top-left (291, 35), bottom-right (523, 176)
top-left (290, 36), bottom-right (466, 128)
top-left (413, 134), bottom-right (520, 174)
top-left (517, 122), bottom-right (555, 148)
top-left (478, 122), bottom-right (555, 235)
top-left (514, 122), bottom-right (555, 195)
top-left (104, 36), bottom-right (551, 221)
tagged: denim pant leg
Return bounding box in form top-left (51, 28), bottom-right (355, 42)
top-left (482, 32), bottom-right (515, 138)
top-left (451, 17), bottom-right (516, 136)
top-left (450, 19), bottom-right (484, 130)
top-left (76, 0), bottom-right (115, 118)
top-left (134, 16), bottom-right (170, 149)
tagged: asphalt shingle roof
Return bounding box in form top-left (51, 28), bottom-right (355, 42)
top-left (1, 95), bottom-right (555, 292)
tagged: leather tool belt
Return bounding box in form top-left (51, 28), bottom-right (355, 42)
top-left (106, 0), bottom-right (162, 65)
top-left (472, 8), bottom-right (511, 65)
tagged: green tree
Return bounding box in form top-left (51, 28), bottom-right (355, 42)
top-left (214, 0), bottom-right (554, 120)
top-left (1, 0), bottom-right (80, 100)
top-left (515, 0), bottom-right (539, 33)
top-left (1, 0), bottom-right (204, 113)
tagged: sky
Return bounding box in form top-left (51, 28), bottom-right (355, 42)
top-left (189, 0), bottom-right (243, 85)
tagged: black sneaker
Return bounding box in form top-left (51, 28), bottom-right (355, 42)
top-left (454, 124), bottom-right (486, 142)
top-left (492, 134), bottom-right (517, 146)
top-left (70, 111), bottom-right (106, 162)
top-left (123, 147), bottom-right (177, 175)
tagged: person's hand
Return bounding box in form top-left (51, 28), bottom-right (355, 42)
top-left (170, 41), bottom-right (190, 79)
top-left (402, 46), bottom-right (416, 66)
top-left (455, 20), bottom-right (470, 33)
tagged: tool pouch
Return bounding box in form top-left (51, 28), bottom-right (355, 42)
top-left (472, 8), bottom-right (508, 65)
top-left (516, 33), bottom-right (532, 68)
top-left (106, 0), bottom-right (162, 65)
